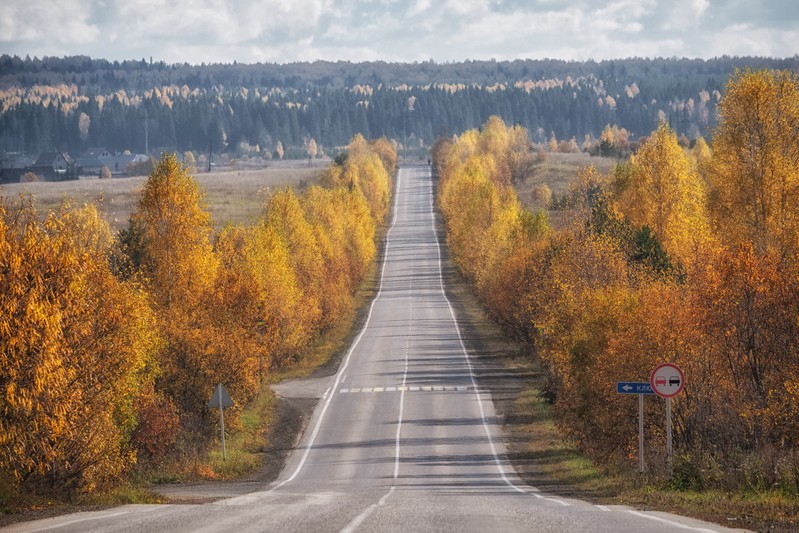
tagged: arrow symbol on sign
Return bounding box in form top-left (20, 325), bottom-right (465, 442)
top-left (622, 384), bottom-right (633, 392)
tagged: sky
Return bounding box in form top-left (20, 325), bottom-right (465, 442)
top-left (1, 0), bottom-right (797, 65)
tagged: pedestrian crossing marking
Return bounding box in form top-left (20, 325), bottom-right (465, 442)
top-left (339, 385), bottom-right (470, 394)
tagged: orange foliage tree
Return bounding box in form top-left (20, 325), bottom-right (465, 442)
top-left (0, 200), bottom-right (156, 494)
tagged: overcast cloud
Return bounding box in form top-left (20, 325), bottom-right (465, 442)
top-left (1, 0), bottom-right (797, 64)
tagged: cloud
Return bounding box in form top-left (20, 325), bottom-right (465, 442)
top-left (0, 0), bottom-right (795, 64)
top-left (0, 0), bottom-right (100, 45)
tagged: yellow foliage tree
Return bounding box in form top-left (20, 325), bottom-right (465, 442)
top-left (129, 153), bottom-right (222, 423)
top-left (709, 68), bottom-right (799, 256)
top-left (264, 187), bottom-right (323, 348)
top-left (0, 200), bottom-right (156, 493)
top-left (616, 123), bottom-right (710, 267)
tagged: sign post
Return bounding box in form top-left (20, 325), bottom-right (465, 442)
top-left (639, 393), bottom-right (644, 474)
top-left (209, 383), bottom-right (234, 460)
top-left (616, 382), bottom-right (654, 474)
top-left (649, 363), bottom-right (685, 478)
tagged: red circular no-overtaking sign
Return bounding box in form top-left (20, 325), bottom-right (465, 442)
top-left (649, 363), bottom-right (685, 398)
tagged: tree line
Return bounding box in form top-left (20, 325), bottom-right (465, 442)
top-left (434, 68), bottom-right (799, 491)
top-left (2, 55), bottom-right (797, 158)
top-left (0, 137), bottom-right (395, 498)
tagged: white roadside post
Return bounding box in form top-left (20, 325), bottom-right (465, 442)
top-left (209, 383), bottom-right (234, 461)
top-left (649, 363), bottom-right (685, 479)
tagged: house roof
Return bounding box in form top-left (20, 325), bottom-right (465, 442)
top-left (33, 151), bottom-right (73, 166)
top-left (75, 156), bottom-right (104, 168)
top-left (85, 147), bottom-right (111, 158)
top-left (1, 152), bottom-right (33, 169)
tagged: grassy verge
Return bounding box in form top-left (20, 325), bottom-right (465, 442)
top-left (203, 386), bottom-right (280, 480)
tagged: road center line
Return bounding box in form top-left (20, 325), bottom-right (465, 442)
top-left (340, 169), bottom-right (414, 532)
top-left (339, 486), bottom-right (396, 533)
top-left (394, 226), bottom-right (412, 480)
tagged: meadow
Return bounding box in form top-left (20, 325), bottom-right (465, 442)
top-left (514, 152), bottom-right (617, 209)
top-left (0, 164), bottom-right (324, 232)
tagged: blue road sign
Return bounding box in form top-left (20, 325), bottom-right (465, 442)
top-left (617, 382), bottom-right (655, 395)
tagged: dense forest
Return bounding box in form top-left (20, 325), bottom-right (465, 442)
top-left (1, 55), bottom-right (797, 157)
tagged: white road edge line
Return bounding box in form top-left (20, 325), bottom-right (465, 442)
top-left (30, 507), bottom-right (162, 532)
top-left (272, 168), bottom-right (404, 491)
top-left (428, 167), bottom-right (570, 507)
top-left (626, 510), bottom-right (719, 532)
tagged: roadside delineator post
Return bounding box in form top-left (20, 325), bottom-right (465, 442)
top-left (209, 383), bottom-right (234, 460)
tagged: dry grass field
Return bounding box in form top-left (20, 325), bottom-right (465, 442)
top-left (513, 152), bottom-right (618, 232)
top-left (515, 152), bottom-right (618, 209)
top-left (0, 165), bottom-right (324, 233)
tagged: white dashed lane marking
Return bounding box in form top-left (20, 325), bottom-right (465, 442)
top-left (339, 385), bottom-right (470, 393)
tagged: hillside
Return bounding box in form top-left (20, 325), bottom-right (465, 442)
top-left (1, 55), bottom-right (797, 158)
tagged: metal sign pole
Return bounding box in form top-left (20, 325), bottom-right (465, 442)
top-left (218, 383), bottom-right (227, 461)
top-left (639, 393), bottom-right (645, 474)
top-left (666, 397), bottom-right (672, 478)
top-left (649, 363), bottom-right (684, 479)
top-left (616, 382), bottom-right (654, 475)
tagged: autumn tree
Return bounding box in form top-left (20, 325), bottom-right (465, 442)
top-left (322, 135), bottom-right (393, 223)
top-left (263, 187), bottom-right (323, 352)
top-left (691, 136), bottom-right (712, 180)
top-left (307, 138), bottom-right (318, 166)
top-left (127, 153), bottom-right (221, 432)
top-left (615, 123), bottom-right (710, 267)
top-left (709, 69), bottom-right (799, 256)
top-left (370, 137), bottom-right (398, 175)
top-left (78, 112), bottom-right (90, 141)
top-left (0, 200), bottom-right (156, 495)
top-left (183, 151), bottom-right (196, 169)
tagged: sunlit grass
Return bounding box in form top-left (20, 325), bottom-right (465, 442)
top-left (0, 165), bottom-right (323, 232)
top-left (514, 152), bottom-right (617, 209)
top-left (204, 387), bottom-right (279, 480)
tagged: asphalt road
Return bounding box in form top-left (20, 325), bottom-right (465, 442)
top-left (7, 166), bottom-right (746, 532)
